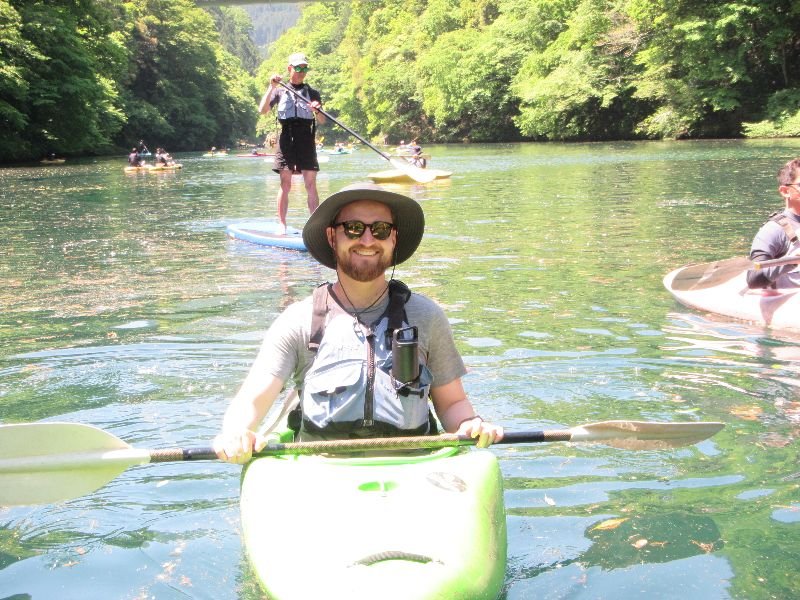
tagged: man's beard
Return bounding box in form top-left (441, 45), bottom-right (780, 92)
top-left (334, 241), bottom-right (393, 282)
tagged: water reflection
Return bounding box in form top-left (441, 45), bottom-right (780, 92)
top-left (662, 312), bottom-right (800, 432)
top-left (3, 142), bottom-right (800, 598)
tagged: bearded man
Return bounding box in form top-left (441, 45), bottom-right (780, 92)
top-left (215, 183), bottom-right (503, 460)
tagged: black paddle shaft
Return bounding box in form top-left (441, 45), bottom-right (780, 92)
top-left (149, 429), bottom-right (572, 462)
top-left (150, 447), bottom-right (219, 462)
top-left (501, 430), bottom-right (571, 444)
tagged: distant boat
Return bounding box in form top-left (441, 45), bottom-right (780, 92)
top-left (368, 168), bottom-right (452, 183)
top-left (319, 146), bottom-right (354, 155)
top-left (40, 158), bottom-right (66, 165)
top-left (124, 163), bottom-right (183, 173)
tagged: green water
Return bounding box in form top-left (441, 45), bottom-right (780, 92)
top-left (1, 140), bottom-right (800, 599)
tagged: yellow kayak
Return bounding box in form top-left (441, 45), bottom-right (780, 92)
top-left (368, 168), bottom-right (452, 183)
top-left (124, 163), bottom-right (183, 173)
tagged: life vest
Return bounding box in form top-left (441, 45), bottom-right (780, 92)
top-left (295, 280), bottom-right (435, 438)
top-left (768, 210), bottom-right (799, 243)
top-left (277, 84), bottom-right (316, 121)
top-left (765, 210), bottom-right (800, 286)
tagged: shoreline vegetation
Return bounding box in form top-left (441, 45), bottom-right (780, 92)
top-left (2, 0), bottom-right (798, 165)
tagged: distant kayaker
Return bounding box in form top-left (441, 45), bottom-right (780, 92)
top-left (214, 183), bottom-right (504, 463)
top-left (747, 158), bottom-right (800, 288)
top-left (128, 147), bottom-right (143, 167)
top-left (258, 52), bottom-right (325, 236)
top-left (155, 147), bottom-right (174, 166)
top-left (409, 139), bottom-right (426, 168)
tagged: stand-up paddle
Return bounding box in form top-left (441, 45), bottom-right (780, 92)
top-left (0, 420), bottom-right (723, 506)
top-left (276, 81), bottom-right (437, 184)
top-left (669, 255), bottom-right (800, 291)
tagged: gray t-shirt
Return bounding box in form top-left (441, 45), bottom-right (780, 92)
top-left (747, 210), bottom-right (800, 288)
top-left (256, 285), bottom-right (467, 391)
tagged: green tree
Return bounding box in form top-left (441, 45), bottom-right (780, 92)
top-left (513, 0), bottom-right (650, 140)
top-left (0, 0), bottom-right (40, 160)
top-left (418, 28), bottom-right (521, 141)
top-left (627, 0), bottom-right (800, 138)
top-left (116, 0), bottom-right (256, 151)
top-left (0, 0), bottom-right (127, 160)
top-left (206, 6), bottom-right (261, 74)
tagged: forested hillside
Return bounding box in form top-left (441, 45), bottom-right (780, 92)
top-left (259, 0), bottom-right (800, 143)
top-left (0, 0), bottom-right (258, 162)
top-left (244, 4), bottom-right (301, 49)
top-left (2, 0), bottom-right (798, 163)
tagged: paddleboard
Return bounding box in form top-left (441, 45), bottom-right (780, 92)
top-left (240, 444), bottom-right (506, 600)
top-left (236, 152), bottom-right (274, 157)
top-left (368, 168), bottom-right (452, 184)
top-left (226, 221), bottom-right (307, 252)
top-left (664, 260), bottom-right (800, 332)
top-left (149, 163), bottom-right (182, 172)
top-left (123, 164), bottom-right (183, 173)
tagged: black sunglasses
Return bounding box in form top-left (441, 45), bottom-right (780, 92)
top-left (333, 220), bottom-right (395, 240)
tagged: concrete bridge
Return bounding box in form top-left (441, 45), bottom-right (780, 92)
top-left (195, 0), bottom-right (355, 5)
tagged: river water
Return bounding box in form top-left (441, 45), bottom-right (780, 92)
top-left (1, 140), bottom-right (800, 599)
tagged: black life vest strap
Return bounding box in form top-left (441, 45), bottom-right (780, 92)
top-left (307, 279), bottom-right (412, 353)
top-left (298, 279), bottom-right (435, 438)
top-left (308, 283), bottom-right (330, 352)
top-left (769, 210), bottom-right (798, 243)
top-left (384, 280), bottom-right (411, 342)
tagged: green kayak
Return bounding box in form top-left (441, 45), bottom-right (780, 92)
top-left (239, 440), bottom-right (507, 599)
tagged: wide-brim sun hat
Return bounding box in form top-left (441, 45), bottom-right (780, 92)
top-left (303, 183), bottom-right (425, 270)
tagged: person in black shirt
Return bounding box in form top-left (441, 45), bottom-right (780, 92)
top-left (747, 158), bottom-right (800, 289)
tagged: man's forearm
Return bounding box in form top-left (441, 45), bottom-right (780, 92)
top-left (258, 87), bottom-right (277, 114)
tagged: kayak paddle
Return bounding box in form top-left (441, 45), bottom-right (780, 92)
top-left (0, 420), bottom-right (723, 506)
top-left (670, 255), bottom-right (800, 291)
top-left (276, 81), bottom-right (437, 184)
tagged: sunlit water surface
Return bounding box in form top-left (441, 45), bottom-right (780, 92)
top-left (2, 140), bottom-right (800, 599)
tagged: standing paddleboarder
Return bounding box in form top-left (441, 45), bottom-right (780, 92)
top-left (259, 52), bottom-right (325, 235)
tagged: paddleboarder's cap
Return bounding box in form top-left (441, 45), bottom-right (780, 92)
top-left (303, 183), bottom-right (425, 270)
top-left (288, 52), bottom-right (309, 66)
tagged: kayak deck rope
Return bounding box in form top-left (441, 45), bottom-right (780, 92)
top-left (352, 550), bottom-right (439, 566)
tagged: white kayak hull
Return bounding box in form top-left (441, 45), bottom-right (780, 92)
top-left (664, 261), bottom-right (800, 332)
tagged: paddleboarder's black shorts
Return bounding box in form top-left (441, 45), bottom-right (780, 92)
top-left (274, 119), bottom-right (319, 173)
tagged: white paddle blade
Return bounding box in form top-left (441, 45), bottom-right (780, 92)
top-left (570, 421), bottom-right (725, 450)
top-left (0, 423), bottom-right (150, 506)
top-left (388, 157), bottom-right (438, 183)
top-left (668, 257), bottom-right (752, 291)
